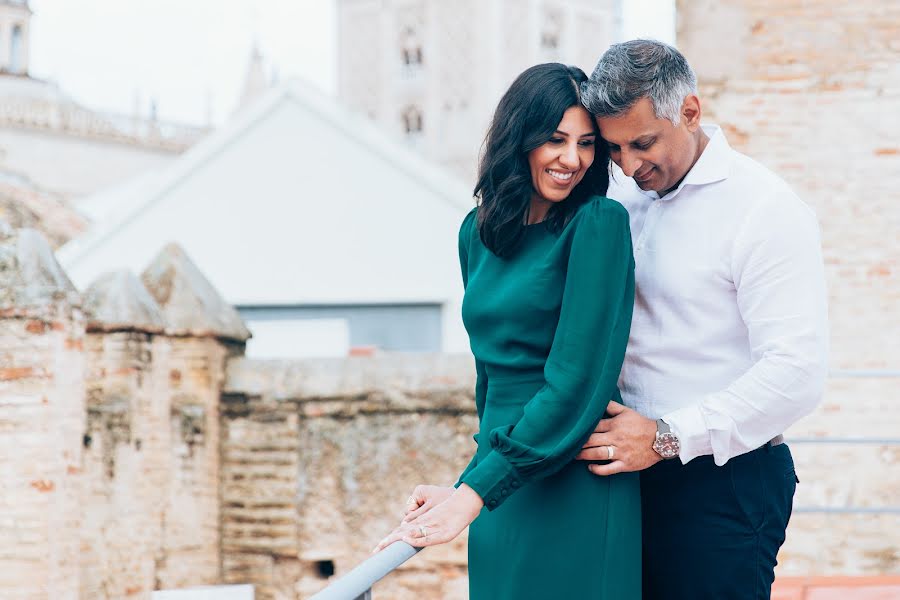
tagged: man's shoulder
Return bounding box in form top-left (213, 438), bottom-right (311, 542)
top-left (724, 150), bottom-right (820, 233)
top-left (728, 150), bottom-right (795, 196)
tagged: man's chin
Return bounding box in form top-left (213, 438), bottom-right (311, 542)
top-left (635, 179), bottom-right (657, 191)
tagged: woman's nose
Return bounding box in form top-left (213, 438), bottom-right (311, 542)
top-left (559, 143), bottom-right (579, 168)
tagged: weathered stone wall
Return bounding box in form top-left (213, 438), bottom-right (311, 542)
top-left (221, 355), bottom-right (478, 600)
top-left (80, 330), bottom-right (167, 598)
top-left (155, 336), bottom-right (229, 588)
top-left (0, 226), bottom-right (85, 599)
top-left (79, 332), bottom-right (230, 595)
top-left (676, 0), bottom-right (899, 576)
top-left (0, 231), bottom-right (248, 599)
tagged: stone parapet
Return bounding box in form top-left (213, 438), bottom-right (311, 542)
top-left (221, 354), bottom-right (477, 600)
top-left (1, 230), bottom-right (251, 598)
top-left (142, 243), bottom-right (251, 343)
top-left (0, 225), bottom-right (84, 599)
top-left (83, 269), bottom-right (166, 334)
top-left (0, 222), bottom-right (81, 320)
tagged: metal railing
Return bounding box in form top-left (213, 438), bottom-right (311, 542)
top-left (309, 542), bottom-right (422, 600)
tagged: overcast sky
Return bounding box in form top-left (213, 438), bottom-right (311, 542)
top-left (28, 0), bottom-right (674, 126)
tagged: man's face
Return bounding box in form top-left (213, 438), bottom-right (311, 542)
top-left (595, 96), bottom-right (701, 195)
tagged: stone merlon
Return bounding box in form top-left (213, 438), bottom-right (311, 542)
top-left (0, 221), bottom-right (81, 318)
top-left (82, 270), bottom-right (166, 334)
top-left (141, 242), bottom-right (251, 342)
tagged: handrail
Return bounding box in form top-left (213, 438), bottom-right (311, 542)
top-left (309, 542), bottom-right (422, 600)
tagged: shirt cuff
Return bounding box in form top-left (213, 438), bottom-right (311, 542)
top-left (458, 450), bottom-right (524, 511)
top-left (662, 403), bottom-right (713, 465)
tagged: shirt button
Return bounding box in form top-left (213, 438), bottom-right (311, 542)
top-left (489, 499), bottom-right (498, 507)
top-left (501, 488), bottom-right (508, 496)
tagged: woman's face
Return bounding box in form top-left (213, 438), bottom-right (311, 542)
top-left (528, 105), bottom-right (597, 204)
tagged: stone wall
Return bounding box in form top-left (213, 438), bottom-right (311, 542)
top-left (221, 355), bottom-right (478, 600)
top-left (0, 225), bottom-right (85, 599)
top-left (0, 228), bottom-right (249, 599)
top-left (676, 0), bottom-right (899, 577)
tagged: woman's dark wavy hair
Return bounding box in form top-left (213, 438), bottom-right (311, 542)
top-left (473, 63), bottom-right (609, 257)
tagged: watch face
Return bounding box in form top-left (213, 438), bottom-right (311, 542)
top-left (653, 432), bottom-right (680, 459)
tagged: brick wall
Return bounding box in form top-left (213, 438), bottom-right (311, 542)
top-left (0, 231), bottom-right (248, 599)
top-left (676, 0), bottom-right (899, 577)
top-left (221, 355), bottom-right (478, 600)
top-left (0, 227), bottom-right (85, 599)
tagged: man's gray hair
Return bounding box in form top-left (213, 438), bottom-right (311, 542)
top-left (582, 39), bottom-right (697, 125)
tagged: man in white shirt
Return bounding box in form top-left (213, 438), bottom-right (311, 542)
top-left (576, 40), bottom-right (829, 599)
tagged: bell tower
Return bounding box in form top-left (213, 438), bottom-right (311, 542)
top-left (0, 0), bottom-right (32, 76)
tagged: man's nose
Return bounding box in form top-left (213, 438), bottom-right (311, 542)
top-left (618, 148), bottom-right (642, 178)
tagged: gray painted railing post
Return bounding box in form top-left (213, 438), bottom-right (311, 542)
top-left (309, 542), bottom-right (422, 600)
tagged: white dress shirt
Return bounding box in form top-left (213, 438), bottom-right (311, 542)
top-left (608, 125), bottom-right (829, 465)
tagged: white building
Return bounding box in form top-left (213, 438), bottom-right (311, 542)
top-left (338, 0), bottom-right (624, 180)
top-left (59, 80), bottom-right (474, 358)
top-left (0, 1), bottom-right (206, 200)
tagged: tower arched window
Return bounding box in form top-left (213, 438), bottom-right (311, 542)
top-left (402, 105), bottom-right (424, 141)
top-left (10, 25), bottom-right (23, 73)
top-left (539, 8), bottom-right (563, 61)
top-left (400, 26), bottom-right (423, 77)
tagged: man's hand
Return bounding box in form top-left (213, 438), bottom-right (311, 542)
top-left (576, 401), bottom-right (662, 475)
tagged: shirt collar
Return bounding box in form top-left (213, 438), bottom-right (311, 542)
top-left (679, 124), bottom-right (732, 188)
top-left (620, 123), bottom-right (733, 202)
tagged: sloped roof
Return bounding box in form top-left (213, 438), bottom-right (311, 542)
top-left (58, 79), bottom-right (474, 306)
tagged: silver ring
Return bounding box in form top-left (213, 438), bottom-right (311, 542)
top-left (606, 446), bottom-right (615, 460)
top-left (419, 525), bottom-right (428, 538)
top-left (407, 496), bottom-right (416, 506)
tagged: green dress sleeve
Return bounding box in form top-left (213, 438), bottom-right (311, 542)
top-left (459, 200), bottom-right (635, 510)
top-left (455, 209), bottom-right (486, 486)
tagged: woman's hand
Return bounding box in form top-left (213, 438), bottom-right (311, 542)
top-left (402, 484), bottom-right (455, 522)
top-left (373, 484), bottom-right (484, 552)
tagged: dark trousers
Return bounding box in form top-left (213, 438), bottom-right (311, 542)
top-left (640, 443), bottom-right (798, 600)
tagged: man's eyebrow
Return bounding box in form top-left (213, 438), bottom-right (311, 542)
top-left (607, 135), bottom-right (655, 146)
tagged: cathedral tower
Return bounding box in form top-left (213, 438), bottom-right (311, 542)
top-left (338, 0), bottom-right (623, 180)
top-left (0, 0), bottom-right (31, 75)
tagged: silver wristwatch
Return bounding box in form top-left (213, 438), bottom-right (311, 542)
top-left (652, 419), bottom-right (681, 460)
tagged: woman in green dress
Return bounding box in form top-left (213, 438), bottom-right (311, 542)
top-left (374, 63), bottom-right (640, 599)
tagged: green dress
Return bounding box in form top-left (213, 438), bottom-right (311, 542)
top-left (456, 196), bottom-right (641, 599)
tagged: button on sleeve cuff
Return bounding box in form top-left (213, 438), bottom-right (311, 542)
top-left (458, 450), bottom-right (523, 511)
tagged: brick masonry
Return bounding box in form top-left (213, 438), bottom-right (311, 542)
top-left (0, 232), bottom-right (247, 599)
top-left (676, 0), bottom-right (899, 580)
top-left (221, 355), bottom-right (478, 600)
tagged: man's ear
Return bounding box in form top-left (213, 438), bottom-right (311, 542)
top-left (682, 94), bottom-right (702, 131)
